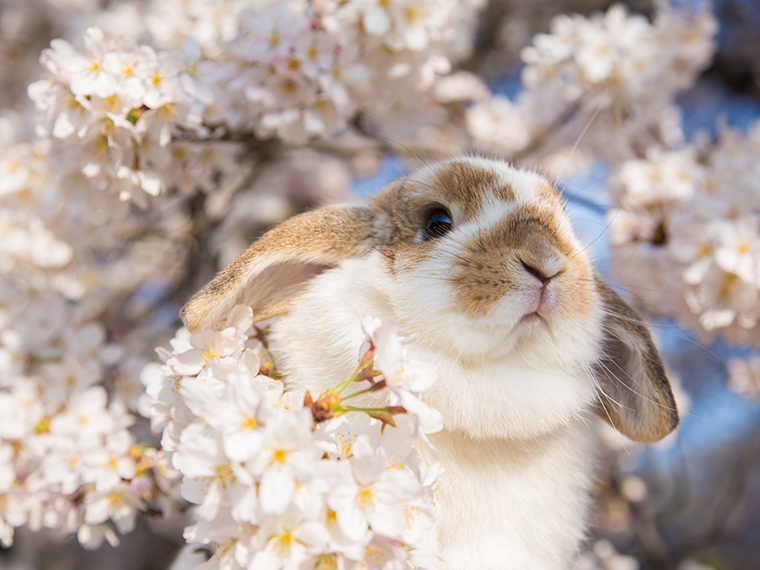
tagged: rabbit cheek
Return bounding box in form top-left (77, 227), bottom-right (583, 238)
top-left (450, 259), bottom-right (514, 319)
top-left (379, 241), bottom-right (438, 276)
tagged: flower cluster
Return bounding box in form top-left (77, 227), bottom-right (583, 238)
top-left (149, 0), bottom-right (484, 142)
top-left (27, 26), bottom-right (245, 205)
top-left (0, 104), bottom-right (185, 551)
top-left (606, 122), bottom-right (760, 345)
top-left (0, 294), bottom-right (179, 550)
top-left (466, 3), bottom-right (717, 168)
top-left (27, 0), bottom-right (485, 207)
top-left (139, 306), bottom-right (444, 570)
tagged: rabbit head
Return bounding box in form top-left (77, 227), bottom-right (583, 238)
top-left (181, 156), bottom-right (678, 444)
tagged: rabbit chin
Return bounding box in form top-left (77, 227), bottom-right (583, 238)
top-left (271, 252), bottom-right (604, 442)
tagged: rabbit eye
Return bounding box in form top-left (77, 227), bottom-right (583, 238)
top-left (423, 209), bottom-right (453, 241)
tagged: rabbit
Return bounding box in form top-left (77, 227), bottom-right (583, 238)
top-left (180, 156), bottom-right (679, 570)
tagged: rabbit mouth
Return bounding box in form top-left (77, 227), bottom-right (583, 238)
top-left (517, 311), bottom-right (545, 326)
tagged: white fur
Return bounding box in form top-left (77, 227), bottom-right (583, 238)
top-left (271, 255), bottom-right (602, 570)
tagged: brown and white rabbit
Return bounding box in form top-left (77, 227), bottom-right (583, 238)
top-left (181, 156), bottom-right (679, 570)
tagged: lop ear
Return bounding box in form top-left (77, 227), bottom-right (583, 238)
top-left (181, 204), bottom-right (378, 333)
top-left (593, 273), bottom-right (679, 442)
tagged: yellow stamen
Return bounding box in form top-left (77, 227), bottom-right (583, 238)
top-left (358, 486), bottom-right (373, 506)
top-left (404, 5), bottom-right (422, 21)
top-left (158, 104), bottom-right (178, 122)
top-left (720, 273), bottom-right (739, 300)
top-left (104, 95), bottom-right (120, 112)
top-left (273, 531), bottom-right (293, 557)
top-left (216, 464), bottom-right (234, 486)
top-left (109, 491), bottom-right (127, 507)
top-left (272, 448), bottom-right (288, 464)
top-left (201, 348), bottom-right (218, 363)
top-left (287, 58), bottom-right (301, 72)
top-left (281, 79), bottom-right (298, 95)
top-left (405, 505), bottom-right (420, 529)
top-left (240, 415), bottom-right (257, 430)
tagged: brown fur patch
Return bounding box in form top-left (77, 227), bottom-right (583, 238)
top-left (371, 178), bottom-right (452, 275)
top-left (370, 165), bottom-right (585, 318)
top-left (447, 204), bottom-right (589, 318)
top-left (538, 182), bottom-right (565, 211)
top-left (450, 254), bottom-right (516, 317)
top-left (432, 160), bottom-right (513, 222)
top-left (489, 205), bottom-right (573, 257)
top-left (371, 161), bottom-right (519, 277)
top-left (181, 206), bottom-right (377, 333)
top-left (379, 242), bottom-right (438, 276)
top-left (593, 273), bottom-right (679, 442)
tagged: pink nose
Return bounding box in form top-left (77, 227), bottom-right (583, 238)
top-left (520, 259), bottom-right (557, 286)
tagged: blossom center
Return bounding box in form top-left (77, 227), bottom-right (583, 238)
top-left (240, 415), bottom-right (257, 430)
top-left (158, 104), bottom-right (178, 122)
top-left (315, 554), bottom-right (338, 570)
top-left (109, 491), bottom-right (127, 507)
top-left (201, 347), bottom-right (218, 362)
top-left (404, 5), bottom-right (422, 22)
top-left (720, 273), bottom-right (739, 300)
top-left (104, 95), bottom-right (120, 112)
top-left (286, 58), bottom-right (300, 72)
top-left (273, 531), bottom-right (293, 556)
top-left (364, 544), bottom-right (384, 566)
top-left (216, 464), bottom-right (234, 486)
top-left (281, 79), bottom-right (298, 95)
top-left (357, 486), bottom-right (374, 507)
top-left (405, 505), bottom-right (420, 530)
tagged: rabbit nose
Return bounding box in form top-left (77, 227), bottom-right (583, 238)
top-left (520, 259), bottom-right (559, 286)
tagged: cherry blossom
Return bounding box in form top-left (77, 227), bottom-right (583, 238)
top-left (139, 307), bottom-right (443, 569)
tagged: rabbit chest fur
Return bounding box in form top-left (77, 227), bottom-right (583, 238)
top-left (182, 156), bottom-right (680, 569)
top-left (270, 255), bottom-right (598, 570)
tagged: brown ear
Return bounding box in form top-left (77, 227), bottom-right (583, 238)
top-left (181, 204), bottom-right (378, 333)
top-left (593, 273), bottom-right (679, 442)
